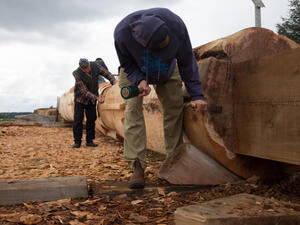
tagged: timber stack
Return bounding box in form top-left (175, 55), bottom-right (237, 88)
top-left (58, 27), bottom-right (300, 183)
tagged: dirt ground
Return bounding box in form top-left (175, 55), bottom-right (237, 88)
top-left (0, 126), bottom-right (299, 225)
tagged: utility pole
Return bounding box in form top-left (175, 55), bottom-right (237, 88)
top-left (251, 0), bottom-right (265, 27)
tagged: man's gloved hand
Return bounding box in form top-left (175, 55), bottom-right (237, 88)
top-left (191, 99), bottom-right (208, 112)
top-left (138, 80), bottom-right (151, 97)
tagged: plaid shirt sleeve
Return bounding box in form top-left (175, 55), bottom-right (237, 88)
top-left (95, 63), bottom-right (116, 85)
top-left (74, 74), bottom-right (97, 104)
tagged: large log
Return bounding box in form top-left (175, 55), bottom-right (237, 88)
top-left (191, 27), bottom-right (299, 155)
top-left (183, 28), bottom-right (300, 178)
top-left (58, 82), bottom-right (166, 154)
top-left (58, 87), bottom-right (75, 122)
top-left (95, 83), bottom-right (167, 154)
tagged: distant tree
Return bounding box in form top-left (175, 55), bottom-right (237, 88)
top-left (276, 0), bottom-right (300, 44)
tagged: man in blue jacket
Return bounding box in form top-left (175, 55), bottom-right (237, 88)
top-left (114, 8), bottom-right (207, 188)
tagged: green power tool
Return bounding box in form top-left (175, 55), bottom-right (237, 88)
top-left (120, 86), bottom-right (144, 99)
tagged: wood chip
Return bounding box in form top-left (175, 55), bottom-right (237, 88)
top-left (20, 214), bottom-right (42, 225)
top-left (131, 199), bottom-right (143, 205)
top-left (69, 220), bottom-right (86, 225)
top-left (129, 212), bottom-right (149, 223)
top-left (157, 187), bottom-right (166, 196)
top-left (70, 211), bottom-right (89, 218)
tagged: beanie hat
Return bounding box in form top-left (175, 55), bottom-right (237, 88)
top-left (79, 58), bottom-right (89, 69)
top-left (130, 15), bottom-right (166, 48)
top-left (147, 24), bottom-right (169, 49)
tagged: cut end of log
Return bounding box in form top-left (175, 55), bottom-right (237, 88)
top-left (158, 144), bottom-right (240, 185)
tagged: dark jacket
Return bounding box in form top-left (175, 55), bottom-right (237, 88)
top-left (73, 61), bottom-right (116, 105)
top-left (73, 62), bottom-right (99, 97)
top-left (114, 7), bottom-right (204, 100)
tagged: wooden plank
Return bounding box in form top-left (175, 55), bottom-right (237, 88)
top-left (0, 121), bottom-right (72, 127)
top-left (175, 193), bottom-right (300, 225)
top-left (0, 176), bottom-right (88, 206)
top-left (233, 49), bottom-right (300, 165)
top-left (41, 122), bottom-right (73, 127)
top-left (0, 121), bottom-right (42, 127)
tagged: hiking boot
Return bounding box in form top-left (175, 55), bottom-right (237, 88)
top-left (72, 143), bottom-right (81, 149)
top-left (86, 142), bottom-right (98, 147)
top-left (128, 159), bottom-right (145, 189)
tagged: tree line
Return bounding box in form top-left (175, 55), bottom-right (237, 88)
top-left (276, 0), bottom-right (300, 44)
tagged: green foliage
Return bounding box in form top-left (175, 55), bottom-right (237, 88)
top-left (0, 117), bottom-right (14, 122)
top-left (276, 0), bottom-right (300, 44)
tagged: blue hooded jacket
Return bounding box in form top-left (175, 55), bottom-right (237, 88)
top-left (114, 8), bottom-right (204, 100)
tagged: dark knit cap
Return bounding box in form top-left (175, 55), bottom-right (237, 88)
top-left (147, 24), bottom-right (169, 49)
top-left (79, 58), bottom-right (89, 69)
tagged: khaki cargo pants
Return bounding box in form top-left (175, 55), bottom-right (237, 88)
top-left (118, 66), bottom-right (184, 170)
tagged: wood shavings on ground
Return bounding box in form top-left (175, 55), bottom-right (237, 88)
top-left (0, 126), bottom-right (299, 225)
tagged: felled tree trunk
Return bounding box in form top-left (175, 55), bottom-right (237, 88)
top-left (183, 27), bottom-right (300, 178)
top-left (58, 87), bottom-right (75, 123)
top-left (193, 27), bottom-right (299, 154)
top-left (58, 82), bottom-right (166, 154)
top-left (95, 83), bottom-right (166, 153)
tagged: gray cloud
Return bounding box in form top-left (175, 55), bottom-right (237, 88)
top-left (0, 22), bottom-right (82, 45)
top-left (0, 0), bottom-right (179, 31)
top-left (0, 0), bottom-right (180, 45)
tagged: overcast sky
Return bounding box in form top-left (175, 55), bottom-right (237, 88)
top-left (0, 0), bottom-right (290, 112)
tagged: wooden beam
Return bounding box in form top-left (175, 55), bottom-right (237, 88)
top-left (0, 176), bottom-right (88, 206)
top-left (175, 193), bottom-right (300, 225)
